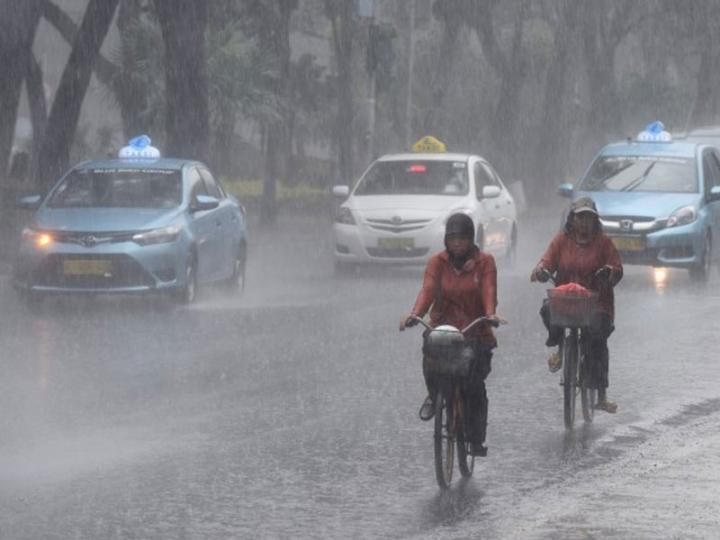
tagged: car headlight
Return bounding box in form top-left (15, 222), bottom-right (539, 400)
top-left (132, 225), bottom-right (181, 245)
top-left (666, 205), bottom-right (697, 228)
top-left (22, 227), bottom-right (53, 248)
top-left (334, 206), bottom-right (356, 225)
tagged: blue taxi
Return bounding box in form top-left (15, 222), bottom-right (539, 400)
top-left (14, 136), bottom-right (248, 304)
top-left (559, 122), bottom-right (720, 282)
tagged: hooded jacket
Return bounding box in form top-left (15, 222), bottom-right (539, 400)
top-left (538, 222), bottom-right (623, 318)
top-left (411, 248), bottom-right (497, 346)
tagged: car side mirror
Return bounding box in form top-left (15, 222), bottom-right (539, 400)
top-left (481, 185), bottom-right (501, 199)
top-left (710, 186), bottom-right (720, 202)
top-left (557, 183), bottom-right (574, 198)
top-left (332, 185), bottom-right (350, 198)
top-left (16, 194), bottom-right (41, 210)
top-left (191, 194), bottom-right (220, 212)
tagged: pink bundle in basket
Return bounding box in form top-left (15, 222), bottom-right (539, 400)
top-left (552, 282), bottom-right (592, 296)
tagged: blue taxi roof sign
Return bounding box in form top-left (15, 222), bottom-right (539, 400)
top-left (119, 135), bottom-right (161, 159)
top-left (411, 135), bottom-right (446, 153)
top-left (636, 121), bottom-right (671, 142)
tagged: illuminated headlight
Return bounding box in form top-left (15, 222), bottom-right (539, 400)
top-left (132, 225), bottom-right (181, 245)
top-left (22, 227), bottom-right (53, 248)
top-left (666, 206), bottom-right (697, 228)
top-left (334, 206), bottom-right (356, 225)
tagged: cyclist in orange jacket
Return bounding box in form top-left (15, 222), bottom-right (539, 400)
top-left (400, 213), bottom-right (500, 456)
top-left (531, 197), bottom-right (623, 412)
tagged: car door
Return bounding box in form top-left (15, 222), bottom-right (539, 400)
top-left (472, 160), bottom-right (503, 254)
top-left (485, 162), bottom-right (517, 249)
top-left (187, 168), bottom-right (221, 281)
top-left (703, 150), bottom-right (720, 261)
top-left (199, 167), bottom-right (235, 278)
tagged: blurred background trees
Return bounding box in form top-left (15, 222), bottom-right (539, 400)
top-left (2, 0), bottom-right (720, 217)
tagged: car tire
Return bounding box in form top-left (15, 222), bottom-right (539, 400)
top-left (476, 226), bottom-right (484, 251)
top-left (334, 260), bottom-right (356, 276)
top-left (176, 257), bottom-right (197, 304)
top-left (689, 233), bottom-right (711, 284)
top-left (226, 243), bottom-right (246, 293)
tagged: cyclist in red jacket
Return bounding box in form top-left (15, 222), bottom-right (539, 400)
top-left (531, 197), bottom-right (623, 412)
top-left (400, 213), bottom-right (501, 456)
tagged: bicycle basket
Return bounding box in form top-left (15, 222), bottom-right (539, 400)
top-left (423, 326), bottom-right (471, 377)
top-left (547, 288), bottom-right (599, 328)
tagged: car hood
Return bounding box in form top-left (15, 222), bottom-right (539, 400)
top-left (33, 207), bottom-right (183, 232)
top-left (348, 195), bottom-right (465, 213)
top-left (577, 191), bottom-right (700, 218)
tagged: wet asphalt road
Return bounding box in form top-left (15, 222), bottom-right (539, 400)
top-left (1, 213), bottom-right (720, 539)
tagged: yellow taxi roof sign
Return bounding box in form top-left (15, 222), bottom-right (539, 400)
top-left (411, 135), bottom-right (446, 153)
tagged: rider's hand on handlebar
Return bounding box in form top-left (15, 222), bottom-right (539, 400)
top-left (398, 314), bottom-right (419, 332)
top-left (531, 266), bottom-right (550, 283)
top-left (594, 265), bottom-right (613, 282)
top-left (485, 313), bottom-right (508, 327)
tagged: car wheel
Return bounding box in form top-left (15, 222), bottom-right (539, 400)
top-left (227, 243), bottom-right (246, 293)
top-left (475, 226), bottom-right (484, 251)
top-left (20, 289), bottom-right (44, 310)
top-left (504, 225), bottom-right (518, 268)
top-left (689, 233), bottom-right (711, 284)
top-left (176, 257), bottom-right (197, 304)
top-left (334, 260), bottom-right (356, 276)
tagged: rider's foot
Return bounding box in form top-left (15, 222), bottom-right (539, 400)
top-left (548, 351), bottom-right (562, 373)
top-left (596, 398), bottom-right (618, 413)
top-left (471, 443), bottom-right (488, 457)
top-left (418, 395), bottom-right (435, 421)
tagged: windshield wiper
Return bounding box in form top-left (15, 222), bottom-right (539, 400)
top-left (619, 161), bottom-right (656, 192)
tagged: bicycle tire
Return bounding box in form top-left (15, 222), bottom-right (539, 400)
top-left (456, 388), bottom-right (475, 478)
top-left (563, 333), bottom-right (578, 429)
top-left (580, 344), bottom-right (596, 422)
top-left (434, 389), bottom-right (454, 489)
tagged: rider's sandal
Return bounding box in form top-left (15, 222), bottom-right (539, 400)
top-left (547, 351), bottom-right (562, 373)
top-left (596, 399), bottom-right (618, 413)
top-left (418, 396), bottom-right (435, 421)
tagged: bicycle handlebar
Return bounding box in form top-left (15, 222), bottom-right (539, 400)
top-left (537, 266), bottom-right (612, 287)
top-left (408, 315), bottom-right (504, 335)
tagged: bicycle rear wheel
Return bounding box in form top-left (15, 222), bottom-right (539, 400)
top-left (562, 333), bottom-right (578, 429)
top-left (434, 390), bottom-right (454, 489)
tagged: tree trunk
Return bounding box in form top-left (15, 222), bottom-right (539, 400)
top-left (326, 0), bottom-right (354, 184)
top-left (155, 0), bottom-right (210, 163)
top-left (0, 0), bottom-right (42, 179)
top-left (25, 53), bottom-right (47, 184)
top-left (35, 0), bottom-right (119, 191)
top-left (532, 0), bottom-right (580, 198)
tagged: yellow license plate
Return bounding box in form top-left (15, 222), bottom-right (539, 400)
top-left (377, 237), bottom-right (415, 250)
top-left (610, 236), bottom-right (644, 251)
top-left (63, 259), bottom-right (112, 276)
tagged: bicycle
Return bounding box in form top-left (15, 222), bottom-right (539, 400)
top-left (538, 268), bottom-right (609, 429)
top-left (408, 315), bottom-right (501, 489)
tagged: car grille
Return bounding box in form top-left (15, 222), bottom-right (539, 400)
top-left (365, 218), bottom-right (432, 234)
top-left (53, 230), bottom-right (136, 247)
top-left (600, 215), bottom-right (666, 233)
top-left (366, 247), bottom-right (430, 258)
top-left (33, 254), bottom-right (155, 288)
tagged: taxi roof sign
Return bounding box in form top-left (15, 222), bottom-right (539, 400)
top-left (412, 135), bottom-right (446, 153)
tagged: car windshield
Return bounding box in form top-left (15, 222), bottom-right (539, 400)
top-left (47, 168), bottom-right (182, 208)
top-left (354, 160), bottom-right (469, 196)
top-left (581, 155), bottom-right (697, 193)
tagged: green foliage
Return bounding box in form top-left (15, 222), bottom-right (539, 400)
top-left (222, 177), bottom-right (328, 208)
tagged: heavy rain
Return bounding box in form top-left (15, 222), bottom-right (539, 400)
top-left (1, 1), bottom-right (720, 539)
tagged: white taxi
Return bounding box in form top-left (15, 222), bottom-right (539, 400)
top-left (332, 136), bottom-right (518, 270)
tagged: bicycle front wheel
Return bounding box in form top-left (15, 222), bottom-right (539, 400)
top-left (456, 389), bottom-right (474, 478)
top-left (580, 350), bottom-right (597, 422)
top-left (562, 334), bottom-right (578, 429)
top-left (434, 390), bottom-right (454, 489)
